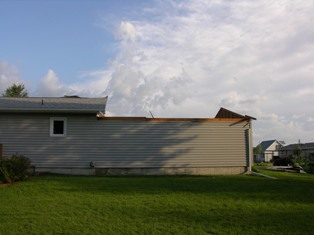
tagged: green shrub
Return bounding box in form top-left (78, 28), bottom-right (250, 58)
top-left (251, 165), bottom-right (259, 172)
top-left (273, 157), bottom-right (293, 166)
top-left (256, 162), bottom-right (271, 167)
top-left (0, 154), bottom-right (32, 183)
top-left (304, 162), bottom-right (314, 174)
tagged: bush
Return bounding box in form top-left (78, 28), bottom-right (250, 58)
top-left (0, 154), bottom-right (32, 183)
top-left (251, 165), bottom-right (259, 172)
top-left (304, 162), bottom-right (314, 174)
top-left (255, 162), bottom-right (270, 167)
top-left (273, 157), bottom-right (293, 166)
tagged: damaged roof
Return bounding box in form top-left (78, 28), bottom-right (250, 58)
top-left (215, 107), bottom-right (256, 120)
top-left (0, 96), bottom-right (108, 114)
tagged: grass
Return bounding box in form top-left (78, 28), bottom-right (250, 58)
top-left (0, 172), bottom-right (314, 235)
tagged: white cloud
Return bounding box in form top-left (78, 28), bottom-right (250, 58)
top-left (71, 0), bottom-right (314, 144)
top-left (116, 21), bottom-right (138, 43)
top-left (0, 61), bottom-right (25, 94)
top-left (36, 69), bottom-right (71, 97)
top-left (35, 69), bottom-right (112, 98)
top-left (16, 0), bottom-right (314, 145)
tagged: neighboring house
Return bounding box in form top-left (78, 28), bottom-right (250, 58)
top-left (254, 140), bottom-right (285, 162)
top-left (0, 97), bottom-right (256, 175)
top-left (278, 142), bottom-right (314, 161)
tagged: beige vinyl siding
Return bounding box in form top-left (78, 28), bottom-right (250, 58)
top-left (0, 113), bottom-right (250, 169)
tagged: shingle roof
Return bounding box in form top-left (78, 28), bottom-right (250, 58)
top-left (259, 140), bottom-right (285, 151)
top-left (0, 96), bottom-right (108, 114)
top-left (260, 140), bottom-right (276, 151)
top-left (279, 142), bottom-right (314, 151)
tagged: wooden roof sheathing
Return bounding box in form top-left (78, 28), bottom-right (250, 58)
top-left (215, 107), bottom-right (256, 120)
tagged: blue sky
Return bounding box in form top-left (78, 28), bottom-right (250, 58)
top-left (0, 0), bottom-right (150, 85)
top-left (1, 0), bottom-right (314, 145)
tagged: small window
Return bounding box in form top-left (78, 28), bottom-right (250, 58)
top-left (50, 117), bottom-right (67, 137)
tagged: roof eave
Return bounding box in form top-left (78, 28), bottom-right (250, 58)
top-left (244, 115), bottom-right (257, 120)
top-left (0, 109), bottom-right (101, 114)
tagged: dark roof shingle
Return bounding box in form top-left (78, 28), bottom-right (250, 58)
top-left (279, 142), bottom-right (314, 151)
top-left (0, 96), bottom-right (108, 114)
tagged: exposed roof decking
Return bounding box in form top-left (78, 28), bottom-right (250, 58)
top-left (97, 116), bottom-right (247, 123)
top-left (98, 107), bottom-right (256, 123)
top-left (215, 107), bottom-right (256, 120)
top-left (0, 97), bottom-right (108, 113)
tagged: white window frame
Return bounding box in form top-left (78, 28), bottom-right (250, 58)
top-left (50, 117), bottom-right (67, 137)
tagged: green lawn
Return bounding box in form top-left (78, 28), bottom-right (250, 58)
top-left (1, 171), bottom-right (314, 235)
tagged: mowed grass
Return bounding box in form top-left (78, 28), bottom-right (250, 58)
top-left (1, 171), bottom-right (314, 235)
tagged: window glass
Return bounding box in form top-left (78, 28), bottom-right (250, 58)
top-left (53, 120), bottom-right (64, 135)
top-left (50, 117), bottom-right (66, 137)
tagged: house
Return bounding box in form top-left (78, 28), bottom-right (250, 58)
top-left (278, 142), bottom-right (314, 161)
top-left (0, 97), bottom-right (255, 175)
top-left (254, 140), bottom-right (285, 162)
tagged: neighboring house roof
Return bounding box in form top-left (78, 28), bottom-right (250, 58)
top-left (259, 140), bottom-right (284, 151)
top-left (215, 107), bottom-right (256, 120)
top-left (0, 96), bottom-right (108, 114)
top-left (278, 140), bottom-right (286, 145)
top-left (260, 140), bottom-right (276, 151)
top-left (279, 142), bottom-right (314, 151)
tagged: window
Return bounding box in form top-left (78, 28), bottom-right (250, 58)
top-left (50, 117), bottom-right (67, 137)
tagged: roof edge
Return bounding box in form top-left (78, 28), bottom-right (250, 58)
top-left (215, 107), bottom-right (256, 120)
top-left (97, 116), bottom-right (245, 122)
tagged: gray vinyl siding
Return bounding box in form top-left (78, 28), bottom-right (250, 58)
top-left (0, 113), bottom-right (250, 169)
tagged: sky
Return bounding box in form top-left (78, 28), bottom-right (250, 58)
top-left (1, 0), bottom-right (314, 145)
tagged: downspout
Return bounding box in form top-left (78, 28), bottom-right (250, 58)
top-left (244, 119), bottom-right (254, 174)
top-left (248, 121), bottom-right (253, 172)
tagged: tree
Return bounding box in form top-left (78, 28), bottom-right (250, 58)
top-left (2, 83), bottom-right (29, 97)
top-left (293, 144), bottom-right (302, 157)
top-left (253, 144), bottom-right (262, 155)
top-left (292, 143), bottom-right (305, 167)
